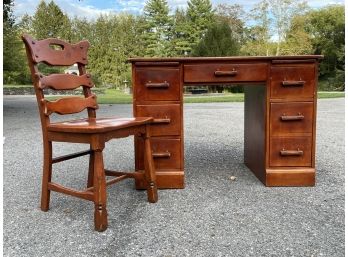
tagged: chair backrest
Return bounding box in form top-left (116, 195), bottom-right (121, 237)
top-left (22, 34), bottom-right (98, 132)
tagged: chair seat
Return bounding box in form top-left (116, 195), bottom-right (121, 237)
top-left (48, 117), bottom-right (153, 133)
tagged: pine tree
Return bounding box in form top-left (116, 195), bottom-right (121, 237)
top-left (142, 0), bottom-right (173, 57)
top-left (32, 0), bottom-right (71, 39)
top-left (192, 21), bottom-right (240, 57)
top-left (186, 0), bottom-right (214, 53)
top-left (172, 8), bottom-right (191, 56)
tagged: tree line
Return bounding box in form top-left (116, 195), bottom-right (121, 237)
top-left (3, 0), bottom-right (345, 90)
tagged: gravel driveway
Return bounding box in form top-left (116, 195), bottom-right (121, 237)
top-left (3, 96), bottom-right (344, 257)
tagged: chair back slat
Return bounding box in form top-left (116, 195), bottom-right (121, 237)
top-left (22, 34), bottom-right (89, 66)
top-left (37, 73), bottom-right (94, 90)
top-left (42, 95), bottom-right (98, 116)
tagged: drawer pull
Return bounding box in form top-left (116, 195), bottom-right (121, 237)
top-left (214, 70), bottom-right (238, 77)
top-left (153, 118), bottom-right (171, 124)
top-left (145, 81), bottom-right (170, 88)
top-left (282, 80), bottom-right (305, 87)
top-left (280, 113), bottom-right (304, 121)
top-left (152, 151), bottom-right (171, 158)
top-left (280, 148), bottom-right (303, 156)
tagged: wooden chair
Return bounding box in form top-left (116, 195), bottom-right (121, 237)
top-left (22, 34), bottom-right (158, 232)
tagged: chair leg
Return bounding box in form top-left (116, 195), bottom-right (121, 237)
top-left (93, 148), bottom-right (108, 232)
top-left (87, 149), bottom-right (94, 188)
top-left (144, 127), bottom-right (158, 203)
top-left (41, 141), bottom-right (53, 211)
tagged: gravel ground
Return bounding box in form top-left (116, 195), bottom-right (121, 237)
top-left (3, 96), bottom-right (344, 257)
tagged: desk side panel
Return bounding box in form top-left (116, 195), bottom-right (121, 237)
top-left (244, 85), bottom-right (267, 183)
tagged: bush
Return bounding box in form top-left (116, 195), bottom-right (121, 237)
top-left (319, 72), bottom-right (345, 91)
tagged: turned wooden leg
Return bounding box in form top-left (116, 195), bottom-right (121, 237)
top-left (93, 148), bottom-right (108, 232)
top-left (41, 141), bottom-right (53, 211)
top-left (144, 126), bottom-right (158, 203)
top-left (87, 148), bottom-right (94, 188)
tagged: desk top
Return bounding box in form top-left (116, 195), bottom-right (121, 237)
top-left (129, 55), bottom-right (324, 63)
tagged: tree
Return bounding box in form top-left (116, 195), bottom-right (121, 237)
top-left (305, 5), bottom-right (344, 89)
top-left (215, 4), bottom-right (245, 46)
top-left (4, 0), bottom-right (30, 84)
top-left (186, 0), bottom-right (214, 54)
top-left (31, 0), bottom-right (71, 39)
top-left (241, 0), bottom-right (272, 56)
top-left (242, 0), bottom-right (308, 56)
top-left (172, 8), bottom-right (191, 56)
top-left (142, 0), bottom-right (173, 57)
top-left (192, 21), bottom-right (240, 57)
top-left (268, 0), bottom-right (308, 55)
top-left (282, 14), bottom-right (312, 55)
top-left (85, 14), bottom-right (145, 87)
top-left (4, 0), bottom-right (15, 25)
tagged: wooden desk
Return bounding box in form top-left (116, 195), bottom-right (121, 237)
top-left (130, 56), bottom-right (323, 188)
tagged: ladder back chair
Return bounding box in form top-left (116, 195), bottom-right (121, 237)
top-left (22, 34), bottom-right (158, 232)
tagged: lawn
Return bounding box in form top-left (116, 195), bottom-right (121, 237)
top-left (96, 89), bottom-right (344, 104)
top-left (4, 86), bottom-right (345, 104)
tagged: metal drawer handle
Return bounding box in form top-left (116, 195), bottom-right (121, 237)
top-left (280, 113), bottom-right (304, 121)
top-left (214, 70), bottom-right (238, 77)
top-left (153, 117), bottom-right (171, 124)
top-left (282, 80), bottom-right (305, 87)
top-left (280, 148), bottom-right (303, 156)
top-left (152, 151), bottom-right (171, 158)
top-left (145, 81), bottom-right (170, 88)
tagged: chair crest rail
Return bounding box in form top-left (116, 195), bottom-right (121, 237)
top-left (22, 34), bottom-right (89, 66)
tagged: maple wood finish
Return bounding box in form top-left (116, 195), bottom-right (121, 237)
top-left (22, 34), bottom-right (158, 232)
top-left (130, 56), bottom-right (323, 188)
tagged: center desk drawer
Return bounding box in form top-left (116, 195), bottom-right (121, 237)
top-left (271, 65), bottom-right (315, 99)
top-left (134, 67), bottom-right (180, 101)
top-left (136, 138), bottom-right (182, 171)
top-left (135, 104), bottom-right (181, 136)
top-left (270, 102), bottom-right (314, 135)
top-left (184, 63), bottom-right (268, 83)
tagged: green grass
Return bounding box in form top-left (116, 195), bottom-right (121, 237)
top-left (318, 91), bottom-right (345, 98)
top-left (184, 93), bottom-right (244, 103)
top-left (4, 86), bottom-right (345, 104)
top-left (3, 84), bottom-right (31, 88)
top-left (97, 89), bottom-right (132, 104)
top-left (96, 90), bottom-right (344, 104)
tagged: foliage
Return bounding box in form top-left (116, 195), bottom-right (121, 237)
top-left (3, 0), bottom-right (345, 91)
top-left (172, 8), bottom-right (191, 56)
top-left (242, 0), bottom-right (308, 56)
top-left (186, 0), bottom-right (214, 54)
top-left (305, 5), bottom-right (345, 90)
top-left (3, 0), bottom-right (31, 84)
top-left (3, 0), bottom-right (15, 25)
top-left (215, 4), bottom-right (246, 46)
top-left (142, 0), bottom-right (173, 57)
top-left (31, 1), bottom-right (71, 39)
top-left (192, 21), bottom-right (240, 57)
top-left (281, 14), bottom-right (313, 55)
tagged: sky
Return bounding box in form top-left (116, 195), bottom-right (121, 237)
top-left (13, 0), bottom-right (345, 21)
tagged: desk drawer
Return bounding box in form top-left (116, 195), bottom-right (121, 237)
top-left (135, 104), bottom-right (181, 136)
top-left (136, 137), bottom-right (182, 171)
top-left (271, 65), bottom-right (315, 99)
top-left (134, 67), bottom-right (180, 101)
top-left (270, 137), bottom-right (312, 167)
top-left (270, 102), bottom-right (313, 135)
top-left (184, 63), bottom-right (268, 83)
